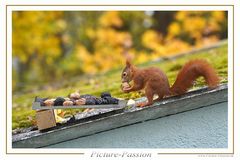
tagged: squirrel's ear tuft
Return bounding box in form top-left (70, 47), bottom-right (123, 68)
top-left (126, 58), bottom-right (132, 67)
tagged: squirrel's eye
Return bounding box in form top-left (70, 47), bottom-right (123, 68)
top-left (123, 72), bottom-right (127, 77)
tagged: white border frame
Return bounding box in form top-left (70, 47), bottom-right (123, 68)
top-left (7, 5), bottom-right (234, 154)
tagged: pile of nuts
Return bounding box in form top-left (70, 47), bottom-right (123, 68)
top-left (35, 91), bottom-right (119, 107)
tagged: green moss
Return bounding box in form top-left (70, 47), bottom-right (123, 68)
top-left (12, 43), bottom-right (228, 130)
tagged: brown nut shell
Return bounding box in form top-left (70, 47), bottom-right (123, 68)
top-left (63, 100), bottom-right (74, 106)
top-left (75, 98), bottom-right (86, 105)
top-left (44, 99), bottom-right (55, 106)
top-left (69, 92), bottom-right (80, 99)
top-left (122, 82), bottom-right (130, 89)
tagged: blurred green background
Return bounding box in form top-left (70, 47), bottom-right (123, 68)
top-left (12, 11), bottom-right (228, 130)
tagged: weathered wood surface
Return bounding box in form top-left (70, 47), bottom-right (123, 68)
top-left (12, 84), bottom-right (228, 148)
top-left (32, 100), bottom-right (127, 110)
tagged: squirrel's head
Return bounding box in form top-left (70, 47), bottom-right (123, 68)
top-left (121, 59), bottom-right (135, 83)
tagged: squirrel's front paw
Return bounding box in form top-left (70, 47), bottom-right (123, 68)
top-left (121, 82), bottom-right (131, 93)
top-left (122, 87), bottom-right (131, 93)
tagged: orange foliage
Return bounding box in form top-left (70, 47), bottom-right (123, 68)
top-left (12, 11), bottom-right (227, 86)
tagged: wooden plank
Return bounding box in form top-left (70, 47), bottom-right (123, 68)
top-left (12, 84), bottom-right (228, 148)
top-left (32, 100), bottom-right (127, 110)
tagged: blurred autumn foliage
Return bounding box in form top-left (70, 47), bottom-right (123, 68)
top-left (12, 11), bottom-right (227, 91)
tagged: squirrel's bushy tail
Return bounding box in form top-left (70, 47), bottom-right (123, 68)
top-left (170, 59), bottom-right (220, 95)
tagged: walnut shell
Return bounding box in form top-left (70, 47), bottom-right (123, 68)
top-left (63, 100), bottom-right (74, 106)
top-left (122, 82), bottom-right (130, 89)
top-left (44, 99), bottom-right (55, 106)
top-left (75, 98), bottom-right (86, 105)
top-left (69, 92), bottom-right (80, 99)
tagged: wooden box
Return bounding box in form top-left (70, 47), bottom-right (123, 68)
top-left (36, 110), bottom-right (56, 130)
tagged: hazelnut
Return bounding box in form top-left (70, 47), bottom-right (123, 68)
top-left (44, 99), bottom-right (55, 106)
top-left (69, 92), bottom-right (80, 99)
top-left (122, 82), bottom-right (130, 89)
top-left (75, 98), bottom-right (86, 105)
top-left (63, 100), bottom-right (74, 106)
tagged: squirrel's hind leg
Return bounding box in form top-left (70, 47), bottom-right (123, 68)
top-left (139, 86), bottom-right (154, 107)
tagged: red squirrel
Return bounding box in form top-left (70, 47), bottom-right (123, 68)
top-left (121, 59), bottom-right (220, 107)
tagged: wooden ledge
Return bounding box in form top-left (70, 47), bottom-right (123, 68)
top-left (12, 84), bottom-right (228, 148)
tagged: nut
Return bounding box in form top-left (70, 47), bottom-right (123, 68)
top-left (69, 92), bottom-right (80, 99)
top-left (63, 100), bottom-right (74, 106)
top-left (122, 82), bottom-right (130, 89)
top-left (44, 99), bottom-right (55, 106)
top-left (54, 97), bottom-right (65, 106)
top-left (75, 98), bottom-right (86, 105)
